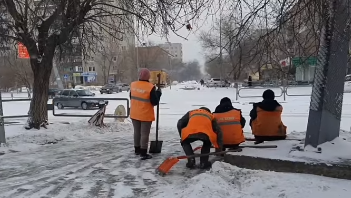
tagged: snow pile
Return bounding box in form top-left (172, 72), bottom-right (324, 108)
top-left (0, 121), bottom-right (133, 154)
top-left (152, 161), bottom-right (351, 198)
top-left (290, 137), bottom-right (351, 163)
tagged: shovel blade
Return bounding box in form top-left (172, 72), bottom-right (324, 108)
top-left (149, 141), bottom-right (163, 153)
top-left (156, 157), bottom-right (180, 175)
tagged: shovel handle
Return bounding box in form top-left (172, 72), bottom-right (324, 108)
top-left (155, 73), bottom-right (161, 142)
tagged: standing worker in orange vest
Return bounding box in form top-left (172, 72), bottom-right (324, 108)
top-left (177, 107), bottom-right (223, 169)
top-left (249, 89), bottom-right (287, 144)
top-left (130, 68), bottom-right (162, 160)
top-left (213, 97), bottom-right (246, 151)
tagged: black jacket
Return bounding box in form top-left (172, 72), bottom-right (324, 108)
top-left (249, 99), bottom-right (281, 126)
top-left (213, 103), bottom-right (246, 128)
top-left (130, 80), bottom-right (162, 106)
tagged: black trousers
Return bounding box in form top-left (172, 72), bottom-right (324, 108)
top-left (181, 138), bottom-right (212, 163)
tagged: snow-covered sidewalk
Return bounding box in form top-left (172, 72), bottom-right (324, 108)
top-left (1, 121), bottom-right (351, 198)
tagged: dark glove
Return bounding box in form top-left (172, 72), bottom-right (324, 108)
top-left (156, 90), bottom-right (162, 97)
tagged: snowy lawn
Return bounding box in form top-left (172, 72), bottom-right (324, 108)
top-left (1, 83), bottom-right (351, 197)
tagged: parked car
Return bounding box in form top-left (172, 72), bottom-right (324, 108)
top-left (116, 83), bottom-right (130, 92)
top-left (54, 89), bottom-right (107, 110)
top-left (206, 78), bottom-right (227, 87)
top-left (48, 88), bottom-right (61, 99)
top-left (100, 84), bottom-right (120, 94)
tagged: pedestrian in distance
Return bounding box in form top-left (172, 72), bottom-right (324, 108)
top-left (177, 107), bottom-right (223, 169)
top-left (213, 97), bottom-right (246, 151)
top-left (130, 68), bottom-right (162, 160)
top-left (249, 89), bottom-right (287, 144)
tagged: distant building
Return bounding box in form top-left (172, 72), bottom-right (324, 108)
top-left (159, 42), bottom-right (183, 61)
top-left (137, 46), bottom-right (170, 70)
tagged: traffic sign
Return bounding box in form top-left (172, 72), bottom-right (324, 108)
top-left (63, 74), bottom-right (69, 79)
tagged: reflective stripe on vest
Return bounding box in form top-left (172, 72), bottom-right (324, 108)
top-left (130, 95), bottom-right (150, 102)
top-left (217, 121), bottom-right (241, 126)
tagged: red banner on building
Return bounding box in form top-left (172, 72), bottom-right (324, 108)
top-left (18, 42), bottom-right (30, 59)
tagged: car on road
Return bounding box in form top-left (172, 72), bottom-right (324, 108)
top-left (206, 78), bottom-right (228, 87)
top-left (116, 83), bottom-right (130, 92)
top-left (48, 88), bottom-right (61, 99)
top-left (54, 89), bottom-right (107, 110)
top-left (100, 84), bottom-right (120, 94)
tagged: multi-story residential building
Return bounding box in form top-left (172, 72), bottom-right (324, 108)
top-left (159, 42), bottom-right (183, 61)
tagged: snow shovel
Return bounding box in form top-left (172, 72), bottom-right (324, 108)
top-left (149, 73), bottom-right (163, 154)
top-left (156, 144), bottom-right (277, 175)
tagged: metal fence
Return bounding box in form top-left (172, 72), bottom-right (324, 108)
top-left (0, 94), bottom-right (130, 144)
top-left (234, 85), bottom-right (313, 101)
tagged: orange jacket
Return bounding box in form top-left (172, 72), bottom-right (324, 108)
top-left (214, 109), bottom-right (245, 145)
top-left (130, 81), bottom-right (155, 121)
top-left (181, 109), bottom-right (220, 148)
top-left (251, 106), bottom-right (287, 136)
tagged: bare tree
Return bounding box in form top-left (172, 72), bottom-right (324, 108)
top-left (0, 51), bottom-right (33, 91)
top-left (0, 0), bottom-right (216, 129)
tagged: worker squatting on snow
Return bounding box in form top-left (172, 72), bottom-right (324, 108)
top-left (249, 89), bottom-right (287, 144)
top-left (177, 107), bottom-right (223, 169)
top-left (213, 97), bottom-right (246, 151)
top-left (130, 68), bottom-right (162, 160)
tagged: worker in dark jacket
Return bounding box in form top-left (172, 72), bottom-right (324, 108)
top-left (130, 68), bottom-right (162, 160)
top-left (249, 89), bottom-right (287, 144)
top-left (213, 97), bottom-right (246, 151)
top-left (177, 107), bottom-right (223, 169)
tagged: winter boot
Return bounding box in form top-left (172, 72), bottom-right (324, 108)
top-left (140, 149), bottom-right (152, 160)
top-left (186, 158), bottom-right (196, 169)
top-left (199, 161), bottom-right (212, 170)
top-left (134, 146), bottom-right (141, 155)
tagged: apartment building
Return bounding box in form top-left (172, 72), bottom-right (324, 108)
top-left (159, 42), bottom-right (183, 61)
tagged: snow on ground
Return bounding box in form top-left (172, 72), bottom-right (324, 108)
top-left (152, 161), bottom-right (351, 198)
top-left (1, 84), bottom-right (351, 197)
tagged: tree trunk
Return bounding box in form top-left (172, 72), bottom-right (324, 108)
top-left (25, 59), bottom-right (53, 130)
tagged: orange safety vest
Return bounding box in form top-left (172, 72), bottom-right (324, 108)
top-left (181, 109), bottom-right (219, 148)
top-left (130, 81), bottom-right (155, 121)
top-left (213, 109), bottom-right (245, 145)
top-left (252, 106), bottom-right (287, 136)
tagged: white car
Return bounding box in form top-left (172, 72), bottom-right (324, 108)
top-left (206, 78), bottom-right (227, 87)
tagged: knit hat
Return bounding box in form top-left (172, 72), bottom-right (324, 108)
top-left (138, 68), bottom-right (150, 81)
top-left (262, 89), bottom-right (275, 100)
top-left (220, 97), bottom-right (232, 105)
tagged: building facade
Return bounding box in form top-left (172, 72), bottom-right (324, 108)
top-left (159, 42), bottom-right (183, 62)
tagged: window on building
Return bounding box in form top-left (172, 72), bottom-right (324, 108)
top-left (88, 67), bottom-right (95, 72)
top-left (113, 56), bottom-right (117, 62)
top-left (78, 66), bottom-right (83, 72)
top-left (122, 46), bottom-right (126, 51)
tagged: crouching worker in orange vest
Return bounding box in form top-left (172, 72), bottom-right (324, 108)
top-left (213, 97), bottom-right (246, 151)
top-left (177, 107), bottom-right (223, 169)
top-left (249, 89), bottom-right (287, 144)
top-left (130, 68), bottom-right (162, 160)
